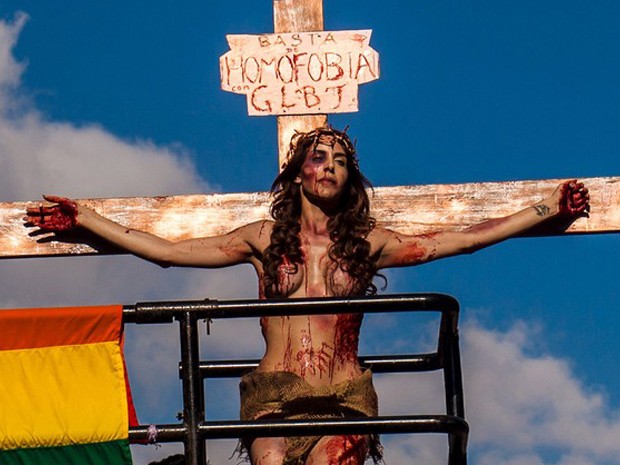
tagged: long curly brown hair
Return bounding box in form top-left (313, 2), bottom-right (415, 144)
top-left (262, 127), bottom-right (381, 297)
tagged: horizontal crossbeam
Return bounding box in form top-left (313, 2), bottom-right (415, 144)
top-left (2, 176), bottom-right (616, 259)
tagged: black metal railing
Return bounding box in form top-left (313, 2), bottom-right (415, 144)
top-left (123, 293), bottom-right (468, 465)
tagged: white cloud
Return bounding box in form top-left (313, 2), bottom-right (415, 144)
top-left (1, 116), bottom-right (209, 200)
top-left (0, 14), bottom-right (208, 202)
top-left (463, 320), bottom-right (620, 465)
top-left (0, 12), bottom-right (27, 110)
top-left (377, 318), bottom-right (620, 465)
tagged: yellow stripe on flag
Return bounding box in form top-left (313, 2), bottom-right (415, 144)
top-left (0, 342), bottom-right (128, 450)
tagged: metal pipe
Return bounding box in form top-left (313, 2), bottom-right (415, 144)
top-left (198, 415), bottom-right (469, 439)
top-left (443, 329), bottom-right (467, 465)
top-left (123, 293), bottom-right (459, 323)
top-left (128, 415), bottom-right (468, 442)
top-left (185, 353), bottom-right (441, 378)
top-left (178, 311), bottom-right (206, 465)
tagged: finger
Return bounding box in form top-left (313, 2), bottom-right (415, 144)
top-left (572, 195), bottom-right (587, 206)
top-left (572, 198), bottom-right (589, 210)
top-left (23, 216), bottom-right (37, 227)
top-left (25, 206), bottom-right (43, 215)
top-left (572, 192), bottom-right (586, 202)
top-left (42, 195), bottom-right (68, 204)
top-left (24, 216), bottom-right (44, 228)
top-left (568, 204), bottom-right (581, 214)
top-left (575, 193), bottom-right (590, 203)
top-left (25, 206), bottom-right (56, 215)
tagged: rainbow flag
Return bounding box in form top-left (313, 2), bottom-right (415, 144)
top-left (0, 305), bottom-right (137, 464)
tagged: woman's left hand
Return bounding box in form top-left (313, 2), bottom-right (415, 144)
top-left (550, 180), bottom-right (590, 217)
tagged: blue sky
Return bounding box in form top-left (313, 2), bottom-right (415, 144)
top-left (1, 2), bottom-right (619, 464)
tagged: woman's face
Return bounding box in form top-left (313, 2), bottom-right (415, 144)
top-left (296, 138), bottom-right (349, 205)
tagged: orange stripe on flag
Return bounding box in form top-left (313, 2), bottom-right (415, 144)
top-left (0, 305), bottom-right (122, 349)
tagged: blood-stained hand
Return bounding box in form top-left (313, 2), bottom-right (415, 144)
top-left (25, 195), bottom-right (79, 232)
top-left (556, 180), bottom-right (590, 217)
top-left (561, 180), bottom-right (590, 216)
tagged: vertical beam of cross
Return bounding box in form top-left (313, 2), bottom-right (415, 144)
top-left (274, 0), bottom-right (328, 169)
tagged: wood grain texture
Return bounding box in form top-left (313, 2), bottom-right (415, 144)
top-left (273, 0), bottom-right (323, 33)
top-left (274, 0), bottom-right (327, 168)
top-left (3, 176), bottom-right (617, 259)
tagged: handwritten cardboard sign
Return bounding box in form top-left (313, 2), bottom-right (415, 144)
top-left (220, 30), bottom-right (379, 116)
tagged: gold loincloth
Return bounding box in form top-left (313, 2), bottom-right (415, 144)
top-left (238, 369), bottom-right (383, 465)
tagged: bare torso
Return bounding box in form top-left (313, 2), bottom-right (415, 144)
top-left (251, 223), bottom-right (365, 386)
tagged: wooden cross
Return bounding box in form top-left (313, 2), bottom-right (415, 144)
top-left (0, 0), bottom-right (618, 259)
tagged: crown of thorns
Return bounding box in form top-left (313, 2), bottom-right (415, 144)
top-left (286, 126), bottom-right (359, 170)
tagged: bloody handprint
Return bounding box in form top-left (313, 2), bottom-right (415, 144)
top-left (25, 195), bottom-right (79, 232)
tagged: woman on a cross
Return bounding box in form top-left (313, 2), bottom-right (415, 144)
top-left (27, 127), bottom-right (589, 465)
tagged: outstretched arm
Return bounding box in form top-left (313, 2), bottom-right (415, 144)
top-left (25, 195), bottom-right (270, 268)
top-left (374, 180), bottom-right (589, 269)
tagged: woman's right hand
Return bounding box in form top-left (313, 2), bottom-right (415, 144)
top-left (25, 195), bottom-right (80, 232)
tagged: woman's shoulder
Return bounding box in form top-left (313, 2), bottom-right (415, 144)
top-left (366, 226), bottom-right (400, 256)
top-left (367, 226), bottom-right (392, 243)
top-left (240, 220), bottom-right (274, 245)
top-left (244, 219), bottom-right (274, 232)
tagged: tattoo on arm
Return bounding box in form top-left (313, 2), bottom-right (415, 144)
top-left (533, 204), bottom-right (550, 217)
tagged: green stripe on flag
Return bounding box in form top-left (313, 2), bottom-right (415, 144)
top-left (0, 439), bottom-right (132, 465)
